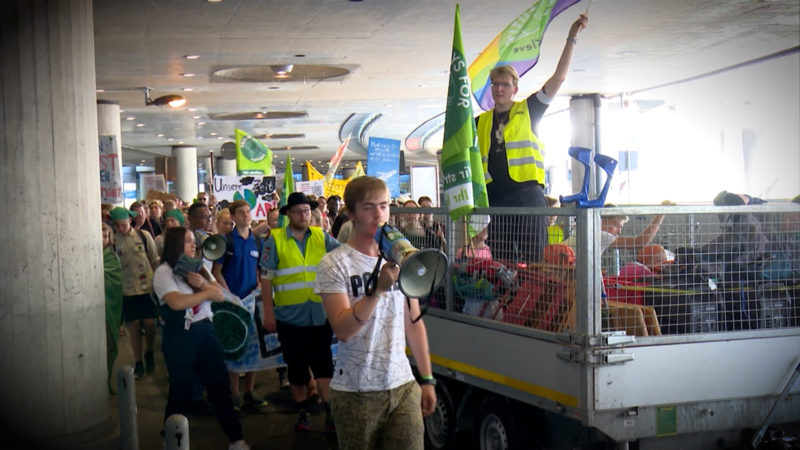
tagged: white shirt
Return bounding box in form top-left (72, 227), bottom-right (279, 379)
top-left (152, 263), bottom-right (214, 323)
top-left (315, 244), bottom-right (414, 392)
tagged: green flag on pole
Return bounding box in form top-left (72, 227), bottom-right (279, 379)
top-left (277, 154), bottom-right (295, 228)
top-left (235, 128), bottom-right (274, 175)
top-left (441, 4), bottom-right (489, 235)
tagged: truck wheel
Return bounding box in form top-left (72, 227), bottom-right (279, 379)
top-left (424, 381), bottom-right (456, 449)
top-left (476, 398), bottom-right (517, 450)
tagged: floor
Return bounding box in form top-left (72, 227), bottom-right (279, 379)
top-left (110, 327), bottom-right (339, 450)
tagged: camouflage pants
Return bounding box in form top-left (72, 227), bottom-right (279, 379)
top-left (329, 380), bottom-right (423, 450)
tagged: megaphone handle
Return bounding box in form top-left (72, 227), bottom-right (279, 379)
top-left (364, 255), bottom-right (384, 297)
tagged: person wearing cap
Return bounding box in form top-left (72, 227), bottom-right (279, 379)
top-left (155, 208), bottom-right (186, 259)
top-left (259, 192), bottom-right (341, 431)
top-left (111, 206), bottom-right (160, 379)
top-left (477, 14), bottom-right (588, 265)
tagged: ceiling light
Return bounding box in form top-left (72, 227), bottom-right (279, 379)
top-left (198, 122), bottom-right (206, 126)
top-left (181, 73), bottom-right (196, 77)
top-left (126, 117), bottom-right (135, 120)
top-left (144, 87), bottom-right (187, 108)
top-left (96, 89), bottom-right (105, 93)
top-left (210, 132), bottom-right (218, 136)
top-left (184, 55), bottom-right (200, 60)
top-left (188, 108), bottom-right (197, 112)
top-left (270, 64), bottom-right (294, 79)
top-left (136, 123), bottom-right (145, 127)
top-left (181, 87), bottom-right (193, 92)
top-left (193, 115), bottom-right (201, 119)
top-left (156, 133), bottom-right (165, 137)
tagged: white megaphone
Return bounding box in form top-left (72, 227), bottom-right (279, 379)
top-left (195, 231), bottom-right (227, 261)
top-left (375, 223), bottom-right (448, 298)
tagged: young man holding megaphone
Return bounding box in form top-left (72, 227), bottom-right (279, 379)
top-left (315, 176), bottom-right (437, 450)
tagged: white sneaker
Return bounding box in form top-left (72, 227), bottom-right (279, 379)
top-left (228, 440), bottom-right (250, 450)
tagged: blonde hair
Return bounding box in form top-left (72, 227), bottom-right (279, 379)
top-left (490, 65), bottom-right (520, 86)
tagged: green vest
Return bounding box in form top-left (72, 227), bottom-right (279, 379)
top-left (477, 100), bottom-right (546, 185)
top-left (271, 226), bottom-right (325, 307)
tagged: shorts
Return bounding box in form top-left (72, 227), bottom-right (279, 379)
top-left (122, 293), bottom-right (157, 323)
top-left (275, 320), bottom-right (334, 385)
top-left (330, 381), bottom-right (423, 450)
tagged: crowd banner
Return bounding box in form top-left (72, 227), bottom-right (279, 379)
top-left (366, 137), bottom-right (401, 198)
top-left (296, 180), bottom-right (325, 197)
top-left (99, 135), bottom-right (123, 204)
top-left (213, 175), bottom-right (276, 220)
top-left (224, 290), bottom-right (338, 373)
top-left (235, 128), bottom-right (274, 175)
top-left (441, 4), bottom-right (489, 236)
top-left (306, 160), bottom-right (365, 198)
top-left (469, 0), bottom-right (581, 111)
top-left (141, 173), bottom-right (167, 194)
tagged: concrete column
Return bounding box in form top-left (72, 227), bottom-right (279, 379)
top-left (0, 0), bottom-right (112, 446)
top-left (97, 100), bottom-right (123, 206)
top-left (216, 157), bottom-right (237, 176)
top-left (172, 145), bottom-right (198, 203)
top-left (569, 94), bottom-right (601, 199)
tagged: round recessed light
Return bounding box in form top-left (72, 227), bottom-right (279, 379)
top-left (193, 115), bottom-right (201, 119)
top-left (184, 55), bottom-right (200, 60)
top-left (156, 133), bottom-right (165, 137)
top-left (177, 141), bottom-right (184, 144)
top-left (181, 73), bottom-right (196, 77)
top-left (197, 122), bottom-right (206, 126)
top-left (181, 87), bottom-right (193, 92)
top-left (210, 132), bottom-right (218, 136)
top-left (167, 138), bottom-right (174, 141)
top-left (126, 117), bottom-right (135, 121)
top-left (136, 123), bottom-right (144, 127)
top-left (96, 89), bottom-right (105, 93)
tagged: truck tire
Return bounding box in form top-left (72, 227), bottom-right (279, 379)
top-left (476, 398), bottom-right (518, 450)
top-left (424, 381), bottom-right (456, 449)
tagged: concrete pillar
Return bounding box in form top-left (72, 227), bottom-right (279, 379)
top-left (569, 94), bottom-right (601, 199)
top-left (0, 0), bottom-right (112, 446)
top-left (172, 145), bottom-right (198, 203)
top-left (97, 100), bottom-right (123, 206)
top-left (216, 157), bottom-right (237, 176)
top-left (203, 155), bottom-right (213, 188)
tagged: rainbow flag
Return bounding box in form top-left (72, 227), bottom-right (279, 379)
top-left (469, 0), bottom-right (581, 111)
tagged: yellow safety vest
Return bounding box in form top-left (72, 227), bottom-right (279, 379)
top-left (271, 226), bottom-right (325, 307)
top-left (547, 224), bottom-right (564, 244)
top-left (477, 100), bottom-right (546, 185)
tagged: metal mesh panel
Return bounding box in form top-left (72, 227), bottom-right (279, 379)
top-left (395, 205), bottom-right (799, 337)
top-left (602, 208), bottom-right (800, 335)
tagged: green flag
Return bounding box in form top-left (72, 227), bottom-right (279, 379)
top-left (235, 128), bottom-right (274, 175)
top-left (441, 4), bottom-right (489, 234)
top-left (277, 154), bottom-right (294, 228)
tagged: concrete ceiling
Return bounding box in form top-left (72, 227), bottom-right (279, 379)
top-left (93, 0), bottom-right (800, 172)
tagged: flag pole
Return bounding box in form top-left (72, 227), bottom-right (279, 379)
top-left (584, 0), bottom-right (593, 15)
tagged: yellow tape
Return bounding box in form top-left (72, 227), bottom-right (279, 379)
top-left (427, 352), bottom-right (579, 407)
